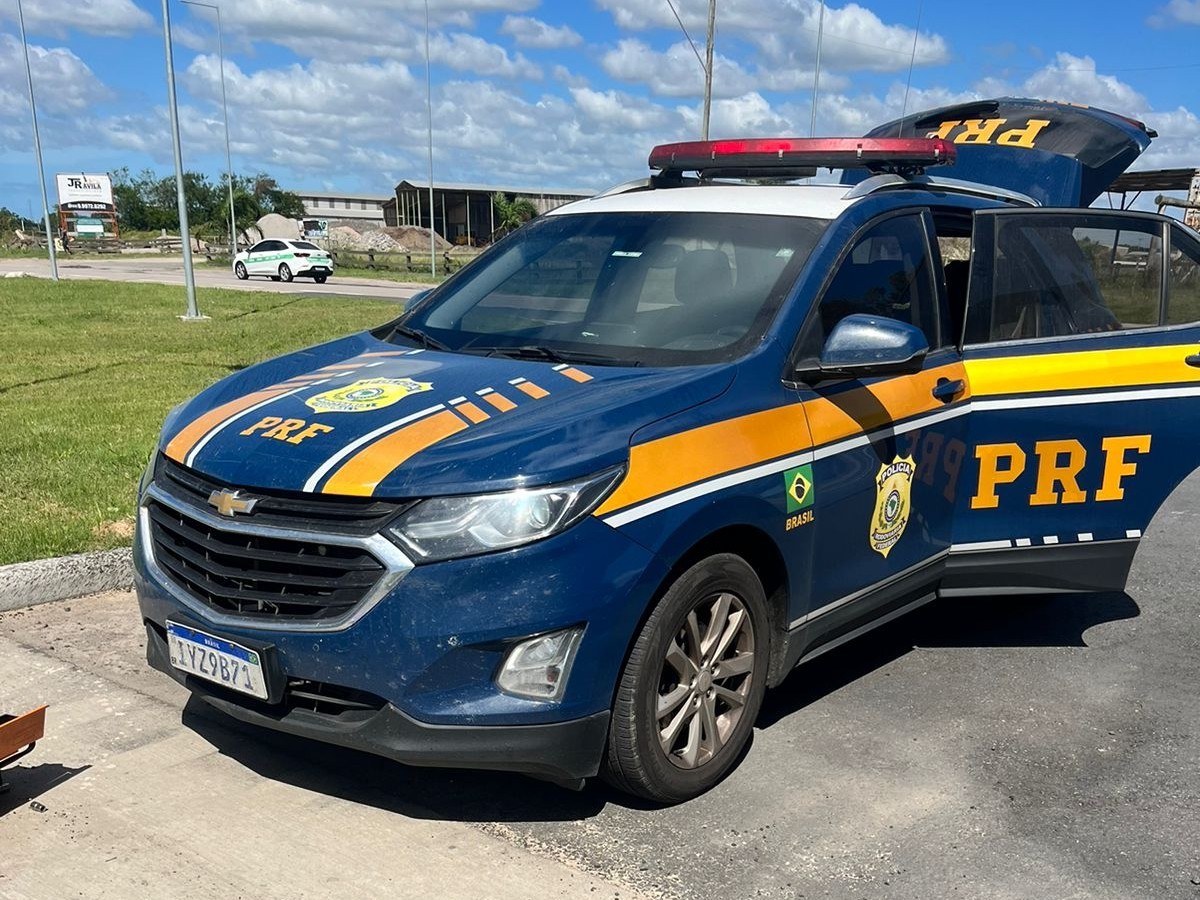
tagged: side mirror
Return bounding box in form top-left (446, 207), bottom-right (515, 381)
top-left (804, 314), bottom-right (928, 381)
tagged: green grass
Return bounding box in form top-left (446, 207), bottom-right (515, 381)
top-left (0, 278), bottom-right (399, 565)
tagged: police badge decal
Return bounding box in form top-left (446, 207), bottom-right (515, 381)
top-left (870, 455), bottom-right (916, 558)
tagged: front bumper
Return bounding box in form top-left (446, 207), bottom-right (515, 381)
top-left (135, 484), bottom-right (667, 781)
top-left (145, 620), bottom-right (610, 781)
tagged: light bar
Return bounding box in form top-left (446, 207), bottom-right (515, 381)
top-left (648, 137), bottom-right (956, 175)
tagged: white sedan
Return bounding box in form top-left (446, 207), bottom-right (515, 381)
top-left (233, 239), bottom-right (334, 284)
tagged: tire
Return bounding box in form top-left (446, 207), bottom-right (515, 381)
top-left (278, 263), bottom-right (293, 283)
top-left (314, 274), bottom-right (328, 284)
top-left (234, 261), bottom-right (248, 280)
top-left (603, 553), bottom-right (770, 803)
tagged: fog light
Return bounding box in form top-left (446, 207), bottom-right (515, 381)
top-left (496, 626), bottom-right (584, 702)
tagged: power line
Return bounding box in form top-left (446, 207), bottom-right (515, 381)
top-left (664, 0), bottom-right (707, 75)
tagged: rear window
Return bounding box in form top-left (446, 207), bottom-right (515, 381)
top-left (292, 241), bottom-right (322, 251)
top-left (398, 211), bottom-right (827, 366)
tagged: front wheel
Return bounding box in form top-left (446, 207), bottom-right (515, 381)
top-left (234, 261), bottom-right (248, 280)
top-left (603, 554), bottom-right (769, 803)
top-left (278, 263), bottom-right (293, 283)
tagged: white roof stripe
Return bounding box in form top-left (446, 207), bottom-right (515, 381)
top-left (548, 183), bottom-right (853, 220)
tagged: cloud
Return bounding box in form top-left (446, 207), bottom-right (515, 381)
top-left (0, 0), bottom-right (153, 38)
top-left (600, 39), bottom-right (758, 98)
top-left (500, 15), bottom-right (582, 48)
top-left (1149, 0), bottom-right (1200, 26)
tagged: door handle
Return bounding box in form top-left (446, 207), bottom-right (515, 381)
top-left (932, 378), bottom-right (965, 402)
top-left (1186, 353), bottom-right (1200, 368)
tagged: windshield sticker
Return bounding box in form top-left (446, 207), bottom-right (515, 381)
top-left (611, 250), bottom-right (643, 258)
top-left (775, 248), bottom-right (795, 258)
top-left (871, 455), bottom-right (916, 558)
top-left (306, 378), bottom-right (433, 414)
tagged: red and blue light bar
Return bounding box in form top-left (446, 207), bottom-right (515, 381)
top-left (648, 137), bottom-right (957, 175)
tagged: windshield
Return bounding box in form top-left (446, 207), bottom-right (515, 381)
top-left (392, 211), bottom-right (828, 366)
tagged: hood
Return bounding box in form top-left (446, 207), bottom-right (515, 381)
top-left (160, 331), bottom-right (734, 498)
top-left (842, 97), bottom-right (1155, 207)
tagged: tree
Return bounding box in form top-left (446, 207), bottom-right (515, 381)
top-left (491, 192), bottom-right (537, 238)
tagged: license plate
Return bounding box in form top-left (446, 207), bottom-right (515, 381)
top-left (167, 622), bottom-right (269, 700)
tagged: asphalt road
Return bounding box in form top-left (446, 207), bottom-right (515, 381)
top-left (0, 255), bottom-right (425, 304)
top-left (3, 476), bottom-right (1199, 898)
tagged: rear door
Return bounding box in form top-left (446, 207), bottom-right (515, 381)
top-left (790, 210), bottom-right (972, 651)
top-left (948, 208), bottom-right (1200, 593)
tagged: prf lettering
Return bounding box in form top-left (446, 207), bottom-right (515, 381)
top-left (971, 435), bottom-right (1151, 509)
top-left (239, 416), bottom-right (334, 445)
top-left (926, 118), bottom-right (1050, 149)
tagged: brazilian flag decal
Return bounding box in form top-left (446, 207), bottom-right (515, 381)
top-left (784, 465), bottom-right (814, 513)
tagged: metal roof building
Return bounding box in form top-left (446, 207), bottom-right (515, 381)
top-left (383, 180), bottom-right (593, 245)
top-left (297, 191), bottom-right (391, 223)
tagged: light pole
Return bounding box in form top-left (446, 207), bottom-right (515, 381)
top-left (701, 0), bottom-right (716, 141)
top-left (809, 0), bottom-right (826, 137)
top-left (181, 0), bottom-right (237, 256)
top-left (16, 0), bottom-right (58, 281)
top-left (424, 0), bottom-right (436, 277)
top-left (161, 0), bottom-right (203, 320)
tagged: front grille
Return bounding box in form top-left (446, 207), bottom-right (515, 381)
top-left (285, 679), bottom-right (387, 717)
top-left (155, 454), bottom-right (412, 536)
top-left (146, 498), bottom-right (387, 621)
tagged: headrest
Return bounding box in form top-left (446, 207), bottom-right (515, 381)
top-left (675, 248), bottom-right (733, 306)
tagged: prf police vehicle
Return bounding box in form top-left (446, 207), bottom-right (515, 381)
top-left (135, 99), bottom-right (1200, 803)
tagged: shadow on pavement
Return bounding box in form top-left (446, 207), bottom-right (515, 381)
top-left (181, 698), bottom-right (639, 822)
top-left (758, 590), bottom-right (1139, 728)
top-left (180, 590), bottom-right (1137, 821)
top-left (0, 763), bottom-right (91, 818)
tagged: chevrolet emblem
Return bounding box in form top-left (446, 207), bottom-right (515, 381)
top-left (207, 489), bottom-right (259, 517)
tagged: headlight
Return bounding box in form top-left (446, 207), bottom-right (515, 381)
top-left (387, 467), bottom-right (623, 562)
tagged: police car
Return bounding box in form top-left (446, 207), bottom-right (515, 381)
top-left (134, 98), bottom-right (1200, 803)
top-left (233, 238), bottom-right (334, 283)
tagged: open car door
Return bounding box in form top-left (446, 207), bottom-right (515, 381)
top-left (944, 208), bottom-right (1200, 595)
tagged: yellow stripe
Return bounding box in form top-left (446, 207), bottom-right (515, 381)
top-left (596, 362), bottom-right (967, 518)
top-left (164, 388), bottom-right (293, 463)
top-left (965, 344), bottom-right (1200, 397)
top-left (453, 401), bottom-right (490, 424)
top-left (482, 392), bottom-right (517, 412)
top-left (516, 381), bottom-right (550, 399)
top-left (321, 410), bottom-right (468, 496)
top-left (560, 367), bottom-right (593, 383)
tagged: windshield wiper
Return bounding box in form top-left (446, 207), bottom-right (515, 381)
top-left (463, 346), bottom-right (638, 366)
top-left (389, 324), bottom-right (451, 352)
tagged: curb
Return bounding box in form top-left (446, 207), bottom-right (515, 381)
top-left (0, 547), bottom-right (133, 613)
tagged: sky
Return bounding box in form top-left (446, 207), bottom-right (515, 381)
top-left (3, 0), bottom-right (1200, 216)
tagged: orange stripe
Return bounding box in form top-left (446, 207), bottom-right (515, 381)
top-left (516, 381), bottom-right (550, 399)
top-left (596, 362), bottom-right (968, 517)
top-left (321, 410), bottom-right (468, 496)
top-left (318, 363), bottom-right (364, 372)
top-left (164, 388), bottom-right (293, 463)
top-left (803, 362), bottom-right (969, 447)
top-left (560, 367), bottom-right (593, 383)
top-left (453, 401), bottom-right (490, 424)
top-left (482, 392), bottom-right (517, 412)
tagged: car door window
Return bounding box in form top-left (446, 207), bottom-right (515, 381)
top-left (799, 213), bottom-right (940, 359)
top-left (1167, 225), bottom-right (1200, 325)
top-left (964, 213), bottom-right (1165, 344)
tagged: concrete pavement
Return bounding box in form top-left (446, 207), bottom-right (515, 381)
top-left (0, 256), bottom-right (427, 304)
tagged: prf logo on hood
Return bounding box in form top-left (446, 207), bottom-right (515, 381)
top-left (305, 377), bottom-right (433, 414)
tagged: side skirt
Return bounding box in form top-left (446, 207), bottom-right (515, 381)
top-left (940, 539), bottom-right (1138, 597)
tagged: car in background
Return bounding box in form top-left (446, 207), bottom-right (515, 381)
top-left (234, 239), bottom-right (334, 284)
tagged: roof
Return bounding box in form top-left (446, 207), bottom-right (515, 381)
top-left (298, 191), bottom-right (391, 202)
top-left (1106, 168), bottom-right (1200, 194)
top-left (547, 183), bottom-right (857, 220)
top-left (394, 179), bottom-right (594, 199)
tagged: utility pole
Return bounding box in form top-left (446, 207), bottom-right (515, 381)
top-left (16, 0), bottom-right (58, 281)
top-left (701, 0), bottom-right (716, 141)
top-left (161, 0), bottom-right (203, 320)
top-left (809, 0), bottom-right (826, 137)
top-left (424, 0), bottom-right (436, 278)
top-left (181, 0), bottom-right (237, 255)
